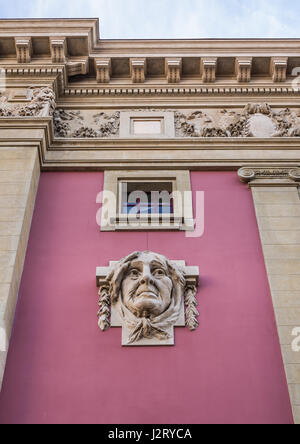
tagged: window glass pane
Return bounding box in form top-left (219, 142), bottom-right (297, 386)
top-left (120, 182), bottom-right (174, 215)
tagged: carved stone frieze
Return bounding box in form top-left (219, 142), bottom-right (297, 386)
top-left (175, 103), bottom-right (300, 138)
top-left (50, 104), bottom-right (300, 139)
top-left (53, 109), bottom-right (120, 138)
top-left (96, 252), bottom-right (200, 346)
top-left (0, 87), bottom-right (56, 117)
top-left (53, 109), bottom-right (84, 137)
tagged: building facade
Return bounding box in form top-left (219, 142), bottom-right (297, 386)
top-left (0, 18), bottom-right (299, 424)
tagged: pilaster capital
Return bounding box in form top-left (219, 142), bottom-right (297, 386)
top-left (238, 165), bottom-right (300, 187)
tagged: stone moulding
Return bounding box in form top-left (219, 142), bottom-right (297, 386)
top-left (63, 85), bottom-right (300, 97)
top-left (96, 252), bottom-right (200, 346)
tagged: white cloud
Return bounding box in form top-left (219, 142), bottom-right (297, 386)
top-left (1, 0), bottom-right (300, 39)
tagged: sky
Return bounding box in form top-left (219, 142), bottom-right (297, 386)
top-left (0, 0), bottom-right (299, 40)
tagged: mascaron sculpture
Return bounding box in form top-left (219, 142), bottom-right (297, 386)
top-left (96, 251), bottom-right (199, 346)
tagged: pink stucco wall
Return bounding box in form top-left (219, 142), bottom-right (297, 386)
top-left (0, 171), bottom-right (293, 424)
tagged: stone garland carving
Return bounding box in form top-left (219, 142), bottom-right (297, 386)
top-left (175, 103), bottom-right (300, 138)
top-left (52, 109), bottom-right (84, 137)
top-left (98, 284), bottom-right (111, 332)
top-left (97, 251), bottom-right (200, 346)
top-left (0, 87), bottom-right (56, 117)
top-left (51, 103), bottom-right (300, 139)
top-left (184, 284), bottom-right (199, 331)
top-left (53, 109), bottom-right (120, 138)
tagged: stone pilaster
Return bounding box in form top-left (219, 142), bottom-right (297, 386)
top-left (238, 165), bottom-right (300, 424)
top-left (0, 147), bottom-right (40, 389)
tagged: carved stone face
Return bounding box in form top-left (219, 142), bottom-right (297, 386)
top-left (121, 252), bottom-right (173, 318)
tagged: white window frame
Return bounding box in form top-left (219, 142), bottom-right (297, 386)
top-left (100, 170), bottom-right (194, 231)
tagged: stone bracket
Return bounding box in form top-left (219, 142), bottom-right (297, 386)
top-left (50, 38), bottom-right (67, 63)
top-left (15, 37), bottom-right (32, 63)
top-left (66, 58), bottom-right (89, 77)
top-left (201, 57), bottom-right (217, 83)
top-left (95, 58), bottom-right (112, 83)
top-left (271, 57), bottom-right (288, 83)
top-left (130, 58), bottom-right (147, 83)
top-left (165, 58), bottom-right (182, 83)
top-left (236, 57), bottom-right (252, 82)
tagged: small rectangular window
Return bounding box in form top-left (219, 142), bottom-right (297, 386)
top-left (100, 170), bottom-right (193, 231)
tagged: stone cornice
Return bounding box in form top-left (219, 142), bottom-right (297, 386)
top-left (1, 19), bottom-right (300, 94)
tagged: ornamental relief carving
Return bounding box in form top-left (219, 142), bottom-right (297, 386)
top-left (175, 103), bottom-right (300, 138)
top-left (51, 104), bottom-right (300, 139)
top-left (2, 93), bottom-right (300, 139)
top-left (0, 87), bottom-right (56, 117)
top-left (53, 109), bottom-right (120, 138)
top-left (96, 251), bottom-right (200, 346)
